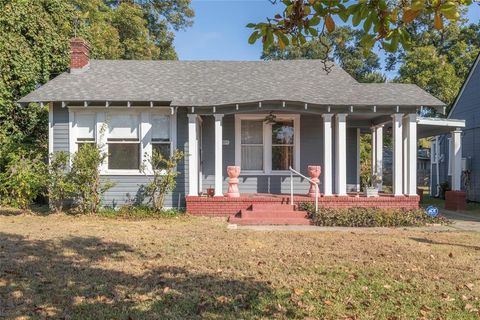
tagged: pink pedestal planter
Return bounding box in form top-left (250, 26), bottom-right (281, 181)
top-left (226, 166), bottom-right (241, 198)
top-left (307, 165), bottom-right (321, 198)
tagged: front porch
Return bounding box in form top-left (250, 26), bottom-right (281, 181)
top-left (186, 193), bottom-right (420, 216)
top-left (185, 101), bottom-right (465, 217)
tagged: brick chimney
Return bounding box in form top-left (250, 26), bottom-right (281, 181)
top-left (70, 38), bottom-right (90, 73)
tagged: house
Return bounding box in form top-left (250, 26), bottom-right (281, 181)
top-left (19, 38), bottom-right (467, 217)
top-left (380, 147), bottom-right (430, 188)
top-left (417, 148), bottom-right (431, 187)
top-left (432, 53), bottom-right (480, 203)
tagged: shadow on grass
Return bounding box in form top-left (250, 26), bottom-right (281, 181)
top-left (410, 237), bottom-right (480, 250)
top-left (0, 232), bottom-right (275, 319)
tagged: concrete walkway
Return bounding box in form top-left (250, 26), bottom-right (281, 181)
top-left (227, 210), bottom-right (480, 233)
top-left (440, 209), bottom-right (480, 232)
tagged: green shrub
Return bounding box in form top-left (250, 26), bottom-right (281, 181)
top-left (0, 153), bottom-right (46, 209)
top-left (70, 144), bottom-right (114, 214)
top-left (47, 151), bottom-right (75, 213)
top-left (141, 149), bottom-right (185, 212)
top-left (299, 203), bottom-right (449, 227)
top-left (99, 205), bottom-right (185, 219)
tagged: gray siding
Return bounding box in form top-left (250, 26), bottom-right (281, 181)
top-left (52, 105), bottom-right (189, 208)
top-left (437, 58), bottom-right (480, 201)
top-left (200, 114), bottom-right (358, 195)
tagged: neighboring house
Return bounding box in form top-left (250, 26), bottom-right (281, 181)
top-left (382, 147), bottom-right (430, 188)
top-left (432, 53), bottom-right (480, 201)
top-left (19, 38), bottom-right (466, 215)
top-left (417, 148), bottom-right (431, 187)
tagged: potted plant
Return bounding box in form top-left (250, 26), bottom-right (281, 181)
top-left (364, 174), bottom-right (380, 197)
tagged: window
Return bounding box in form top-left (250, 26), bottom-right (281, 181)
top-left (151, 114), bottom-right (172, 168)
top-left (272, 120), bottom-right (294, 170)
top-left (70, 108), bottom-right (176, 175)
top-left (236, 114), bottom-right (299, 173)
top-left (107, 113), bottom-right (140, 170)
top-left (74, 113), bottom-right (96, 150)
top-left (241, 120), bottom-right (264, 170)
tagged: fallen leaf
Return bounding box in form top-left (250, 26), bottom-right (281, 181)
top-left (465, 283), bottom-right (474, 291)
top-left (383, 284), bottom-right (392, 289)
top-left (293, 288), bottom-right (304, 296)
top-left (163, 287), bottom-right (170, 294)
top-left (324, 300), bottom-right (333, 305)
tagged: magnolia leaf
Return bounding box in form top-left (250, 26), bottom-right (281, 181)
top-left (363, 14), bottom-right (373, 32)
top-left (403, 9), bottom-right (420, 23)
top-left (325, 15), bottom-right (335, 32)
top-left (309, 16), bottom-right (321, 26)
top-left (434, 13), bottom-right (443, 30)
top-left (248, 31), bottom-right (259, 44)
top-left (411, 0), bottom-right (425, 11)
top-left (352, 11), bottom-right (362, 27)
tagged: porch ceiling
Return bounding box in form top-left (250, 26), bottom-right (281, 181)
top-left (416, 117), bottom-right (465, 138)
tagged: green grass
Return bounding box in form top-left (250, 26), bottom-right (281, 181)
top-left (421, 195), bottom-right (480, 214)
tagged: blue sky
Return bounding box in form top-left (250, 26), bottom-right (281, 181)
top-left (174, 1), bottom-right (480, 75)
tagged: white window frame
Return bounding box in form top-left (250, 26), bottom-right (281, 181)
top-left (234, 114), bottom-right (300, 175)
top-left (68, 107), bottom-right (176, 176)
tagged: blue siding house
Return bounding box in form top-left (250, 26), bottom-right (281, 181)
top-left (19, 38), bottom-right (466, 215)
top-left (432, 54), bottom-right (480, 201)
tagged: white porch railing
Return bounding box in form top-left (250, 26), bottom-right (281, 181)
top-left (289, 166), bottom-right (319, 213)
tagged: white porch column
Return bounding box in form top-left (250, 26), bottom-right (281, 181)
top-left (187, 114), bottom-right (198, 196)
top-left (451, 129), bottom-right (462, 191)
top-left (322, 114), bottom-right (333, 196)
top-left (371, 126), bottom-right (376, 176)
top-left (375, 125), bottom-right (383, 191)
top-left (214, 114), bottom-right (224, 196)
top-left (392, 114), bottom-right (404, 196)
top-left (402, 116), bottom-right (409, 194)
top-left (335, 114), bottom-right (347, 196)
top-left (405, 114), bottom-right (417, 195)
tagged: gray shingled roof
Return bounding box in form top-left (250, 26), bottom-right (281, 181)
top-left (19, 60), bottom-right (445, 107)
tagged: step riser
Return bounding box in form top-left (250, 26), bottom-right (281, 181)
top-left (251, 204), bottom-right (297, 211)
top-left (229, 217), bottom-right (312, 225)
top-left (241, 210), bottom-right (308, 219)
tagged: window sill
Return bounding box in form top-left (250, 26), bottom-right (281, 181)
top-left (100, 169), bottom-right (171, 176)
top-left (239, 170), bottom-right (300, 176)
top-left (101, 170), bottom-right (144, 176)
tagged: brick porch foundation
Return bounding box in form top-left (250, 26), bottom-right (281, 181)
top-left (445, 191), bottom-right (466, 211)
top-left (186, 193), bottom-right (420, 216)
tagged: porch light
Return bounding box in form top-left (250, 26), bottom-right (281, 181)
top-left (264, 111), bottom-right (277, 125)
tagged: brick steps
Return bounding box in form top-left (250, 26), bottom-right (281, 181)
top-left (228, 203), bottom-right (311, 225)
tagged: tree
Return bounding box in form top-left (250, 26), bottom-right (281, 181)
top-left (386, 13), bottom-right (480, 110)
top-left (248, 0), bottom-right (473, 56)
top-left (0, 0), bottom-right (194, 162)
top-left (262, 27), bottom-right (385, 83)
top-left (0, 0), bottom-right (75, 157)
top-left (397, 46), bottom-right (461, 105)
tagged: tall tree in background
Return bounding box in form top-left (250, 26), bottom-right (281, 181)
top-left (262, 27), bottom-right (385, 83)
top-left (0, 0), bottom-right (194, 160)
top-left (388, 14), bottom-right (480, 110)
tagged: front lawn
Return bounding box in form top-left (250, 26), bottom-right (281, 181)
top-left (0, 214), bottom-right (479, 319)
